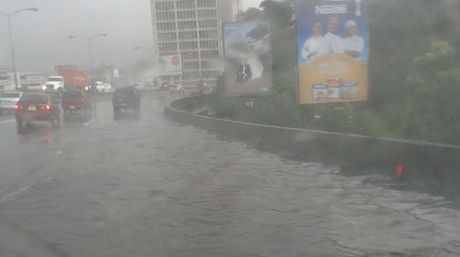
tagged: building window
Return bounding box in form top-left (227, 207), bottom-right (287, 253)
top-left (197, 0), bottom-right (216, 8)
top-left (182, 51), bottom-right (199, 60)
top-left (159, 42), bottom-right (178, 51)
top-left (158, 32), bottom-right (177, 41)
top-left (199, 40), bottom-right (219, 49)
top-left (178, 21), bottom-right (197, 29)
top-left (176, 0), bottom-right (195, 9)
top-left (157, 22), bottom-right (176, 31)
top-left (155, 1), bottom-right (175, 11)
top-left (156, 12), bottom-right (175, 21)
top-left (198, 19), bottom-right (217, 28)
top-left (197, 9), bottom-right (217, 18)
top-left (202, 70), bottom-right (221, 78)
top-left (183, 61), bottom-right (200, 69)
top-left (179, 41), bottom-right (198, 50)
top-left (183, 71), bottom-right (201, 80)
top-left (177, 10), bottom-right (196, 19)
top-left (179, 31), bottom-right (197, 40)
top-left (199, 30), bottom-right (218, 39)
top-left (200, 50), bottom-right (219, 58)
top-left (201, 61), bottom-right (211, 68)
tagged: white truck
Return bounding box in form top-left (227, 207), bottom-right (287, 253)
top-left (44, 76), bottom-right (64, 92)
top-left (17, 72), bottom-right (46, 91)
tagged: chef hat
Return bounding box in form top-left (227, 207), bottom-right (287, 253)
top-left (345, 20), bottom-right (357, 28)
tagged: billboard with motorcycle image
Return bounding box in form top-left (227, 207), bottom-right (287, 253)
top-left (223, 21), bottom-right (272, 96)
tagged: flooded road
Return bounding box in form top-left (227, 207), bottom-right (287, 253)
top-left (0, 94), bottom-right (459, 257)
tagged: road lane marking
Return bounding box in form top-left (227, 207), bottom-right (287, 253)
top-left (0, 119), bottom-right (15, 125)
top-left (0, 176), bottom-right (55, 204)
top-left (84, 117), bottom-right (95, 126)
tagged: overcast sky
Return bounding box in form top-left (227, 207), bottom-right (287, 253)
top-left (0, 0), bottom-right (263, 74)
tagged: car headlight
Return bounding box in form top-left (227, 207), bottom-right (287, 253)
top-left (41, 85), bottom-right (47, 90)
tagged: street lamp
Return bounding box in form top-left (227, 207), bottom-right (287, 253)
top-left (68, 33), bottom-right (107, 71)
top-left (0, 7), bottom-right (39, 90)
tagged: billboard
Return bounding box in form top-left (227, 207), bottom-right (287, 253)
top-left (296, 0), bottom-right (369, 104)
top-left (159, 54), bottom-right (183, 75)
top-left (223, 21), bottom-right (272, 96)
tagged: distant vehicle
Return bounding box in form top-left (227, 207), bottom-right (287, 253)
top-left (58, 69), bottom-right (88, 91)
top-left (169, 84), bottom-right (184, 95)
top-left (112, 87), bottom-right (141, 120)
top-left (17, 72), bottom-right (46, 91)
top-left (95, 81), bottom-right (112, 93)
top-left (14, 93), bottom-right (61, 133)
top-left (61, 90), bottom-right (92, 113)
top-left (44, 76), bottom-right (64, 92)
top-left (0, 91), bottom-right (23, 114)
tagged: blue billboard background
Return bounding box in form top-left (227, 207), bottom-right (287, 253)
top-left (296, 0), bottom-right (369, 64)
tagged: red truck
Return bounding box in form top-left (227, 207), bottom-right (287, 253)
top-left (57, 69), bottom-right (88, 91)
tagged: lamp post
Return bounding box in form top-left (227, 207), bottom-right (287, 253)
top-left (68, 33), bottom-right (107, 72)
top-left (0, 7), bottom-right (39, 90)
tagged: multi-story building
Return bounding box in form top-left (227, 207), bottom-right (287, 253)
top-left (150, 0), bottom-right (242, 86)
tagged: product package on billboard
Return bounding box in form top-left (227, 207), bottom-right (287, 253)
top-left (296, 0), bottom-right (368, 104)
top-left (223, 21), bottom-right (272, 96)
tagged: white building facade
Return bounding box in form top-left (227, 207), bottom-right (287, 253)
top-left (150, 0), bottom-right (242, 86)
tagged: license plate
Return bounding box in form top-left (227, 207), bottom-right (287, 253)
top-left (28, 106), bottom-right (36, 111)
top-left (69, 105), bottom-right (76, 109)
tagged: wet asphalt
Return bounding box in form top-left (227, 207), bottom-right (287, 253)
top-left (0, 93), bottom-right (458, 257)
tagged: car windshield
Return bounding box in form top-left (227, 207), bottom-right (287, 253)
top-left (114, 88), bottom-right (134, 97)
top-left (19, 94), bottom-right (48, 103)
top-left (62, 91), bottom-right (83, 98)
top-left (1, 93), bottom-right (20, 98)
top-left (1, 1), bottom-right (459, 257)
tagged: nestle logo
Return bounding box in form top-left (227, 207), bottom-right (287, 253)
top-left (315, 4), bottom-right (348, 15)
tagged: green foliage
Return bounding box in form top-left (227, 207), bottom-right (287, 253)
top-left (210, 0), bottom-right (460, 145)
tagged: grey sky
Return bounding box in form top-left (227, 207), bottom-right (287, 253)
top-left (0, 0), bottom-right (262, 74)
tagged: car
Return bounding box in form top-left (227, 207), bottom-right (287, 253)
top-left (112, 87), bottom-right (141, 120)
top-left (14, 93), bottom-right (61, 133)
top-left (61, 90), bottom-right (92, 113)
top-left (0, 91), bottom-right (23, 114)
top-left (169, 84), bottom-right (184, 95)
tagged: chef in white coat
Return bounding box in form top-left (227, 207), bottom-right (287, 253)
top-left (301, 22), bottom-right (327, 62)
top-left (343, 20), bottom-right (364, 59)
top-left (323, 17), bottom-right (344, 54)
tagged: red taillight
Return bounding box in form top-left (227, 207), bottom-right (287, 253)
top-left (14, 104), bottom-right (19, 110)
top-left (45, 104), bottom-right (50, 110)
top-left (81, 98), bottom-right (85, 103)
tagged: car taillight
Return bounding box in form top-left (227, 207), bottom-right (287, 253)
top-left (45, 104), bottom-right (50, 110)
top-left (14, 104), bottom-right (19, 110)
top-left (81, 98), bottom-right (85, 103)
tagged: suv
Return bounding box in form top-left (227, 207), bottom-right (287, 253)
top-left (112, 87), bottom-right (140, 120)
top-left (14, 93), bottom-right (61, 133)
top-left (61, 90), bottom-right (92, 113)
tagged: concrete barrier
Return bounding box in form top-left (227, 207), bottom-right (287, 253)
top-left (165, 95), bottom-right (460, 201)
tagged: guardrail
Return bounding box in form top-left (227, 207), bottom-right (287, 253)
top-left (165, 95), bottom-right (460, 201)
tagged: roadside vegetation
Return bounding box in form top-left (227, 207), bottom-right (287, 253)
top-left (210, 0), bottom-right (460, 145)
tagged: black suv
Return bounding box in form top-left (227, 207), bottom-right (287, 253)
top-left (112, 87), bottom-right (141, 120)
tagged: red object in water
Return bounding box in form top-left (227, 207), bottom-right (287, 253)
top-left (396, 165), bottom-right (403, 175)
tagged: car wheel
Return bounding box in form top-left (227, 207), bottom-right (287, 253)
top-left (16, 120), bottom-right (23, 134)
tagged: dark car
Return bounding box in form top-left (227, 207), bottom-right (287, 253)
top-left (14, 93), bottom-right (61, 133)
top-left (61, 90), bottom-right (92, 113)
top-left (112, 87), bottom-right (141, 120)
